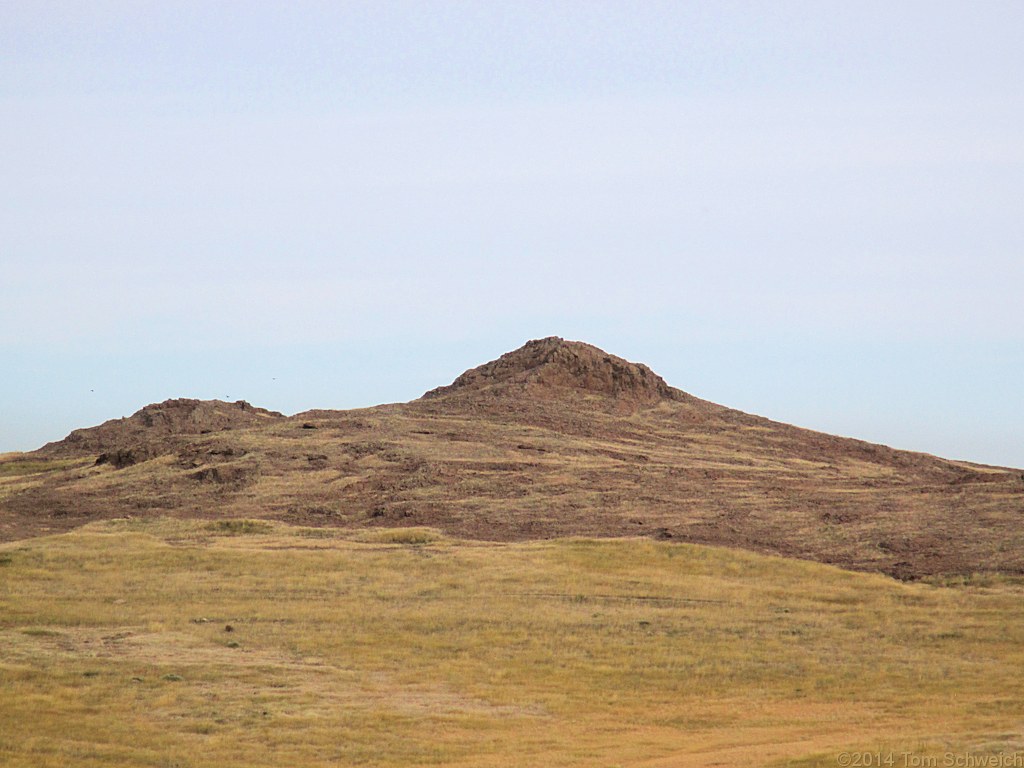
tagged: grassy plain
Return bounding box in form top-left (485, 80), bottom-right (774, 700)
top-left (2, 520), bottom-right (1023, 767)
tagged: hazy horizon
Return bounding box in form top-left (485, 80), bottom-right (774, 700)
top-left (3, 2), bottom-right (1023, 467)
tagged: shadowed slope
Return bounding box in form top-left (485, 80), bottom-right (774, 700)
top-left (2, 338), bottom-right (1022, 578)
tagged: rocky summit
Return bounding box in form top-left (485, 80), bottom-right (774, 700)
top-left (422, 337), bottom-right (681, 405)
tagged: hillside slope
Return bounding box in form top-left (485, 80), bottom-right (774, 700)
top-left (2, 337), bottom-right (1022, 577)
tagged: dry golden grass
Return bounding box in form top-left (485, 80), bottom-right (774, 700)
top-left (2, 520), bottom-right (1023, 767)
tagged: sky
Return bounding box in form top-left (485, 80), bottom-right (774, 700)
top-left (2, 1), bottom-right (1022, 467)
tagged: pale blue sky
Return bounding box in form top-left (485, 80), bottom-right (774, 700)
top-left (2, 2), bottom-right (1022, 466)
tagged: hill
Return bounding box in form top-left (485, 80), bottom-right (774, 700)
top-left (2, 337), bottom-right (1022, 578)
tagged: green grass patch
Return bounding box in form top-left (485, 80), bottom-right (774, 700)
top-left (203, 519), bottom-right (275, 536)
top-left (350, 526), bottom-right (444, 545)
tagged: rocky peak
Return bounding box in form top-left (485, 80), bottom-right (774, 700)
top-left (422, 337), bottom-right (681, 405)
top-left (131, 399), bottom-right (277, 431)
top-left (48, 398), bottom-right (283, 456)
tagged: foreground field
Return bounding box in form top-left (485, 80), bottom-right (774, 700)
top-left (2, 521), bottom-right (1023, 767)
